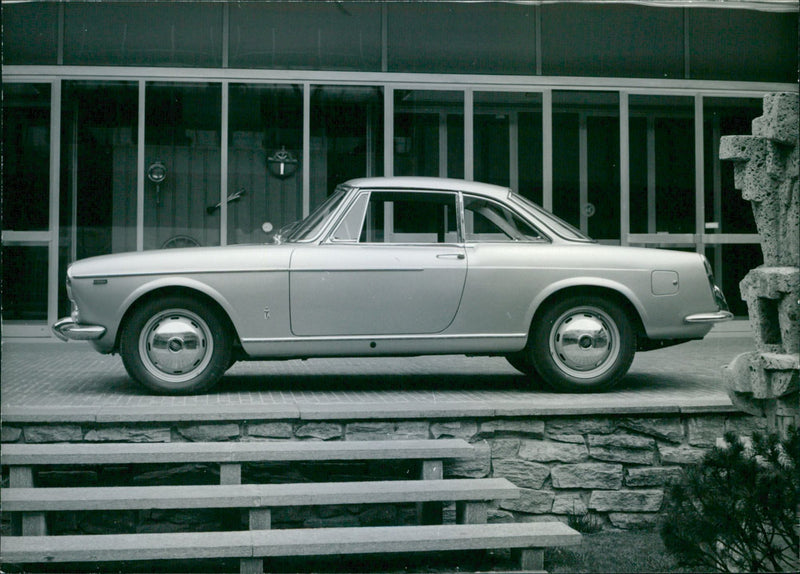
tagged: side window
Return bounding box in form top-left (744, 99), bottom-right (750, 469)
top-left (360, 191), bottom-right (458, 244)
top-left (463, 195), bottom-right (545, 242)
top-left (331, 193), bottom-right (369, 242)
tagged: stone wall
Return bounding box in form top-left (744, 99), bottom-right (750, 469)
top-left (1, 412), bottom-right (762, 535)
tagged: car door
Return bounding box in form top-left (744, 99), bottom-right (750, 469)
top-left (452, 194), bottom-right (552, 335)
top-left (289, 190), bottom-right (467, 336)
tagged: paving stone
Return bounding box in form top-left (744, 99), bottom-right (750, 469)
top-left (393, 421), bottom-right (430, 439)
top-left (489, 438), bottom-right (521, 459)
top-left (588, 433), bottom-right (656, 464)
top-left (431, 420), bottom-right (478, 440)
top-left (24, 424), bottom-right (83, 443)
top-left (1, 426), bottom-right (22, 442)
top-left (548, 434), bottom-right (586, 444)
top-left (551, 463), bottom-right (623, 490)
top-left (479, 419), bottom-right (545, 437)
top-left (447, 441), bottom-right (491, 478)
top-left (546, 418), bottom-right (616, 436)
top-left (492, 458), bottom-right (550, 489)
top-left (488, 508), bottom-right (516, 523)
top-left (620, 417), bottom-right (685, 444)
top-left (177, 423), bottom-right (240, 442)
top-left (501, 488), bottom-right (555, 514)
top-left (84, 425), bottom-right (171, 443)
top-left (687, 416), bottom-right (727, 447)
top-left (552, 492), bottom-right (589, 515)
top-left (344, 422), bottom-right (395, 440)
top-left (519, 439), bottom-right (588, 463)
top-left (589, 490), bottom-right (664, 512)
top-left (292, 422), bottom-right (340, 440)
top-left (625, 467), bottom-right (684, 487)
top-left (659, 444), bottom-right (709, 465)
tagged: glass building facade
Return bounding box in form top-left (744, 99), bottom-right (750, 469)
top-left (2, 0), bottom-right (797, 336)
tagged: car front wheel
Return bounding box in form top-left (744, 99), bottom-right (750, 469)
top-left (530, 295), bottom-right (635, 392)
top-left (120, 296), bottom-right (231, 395)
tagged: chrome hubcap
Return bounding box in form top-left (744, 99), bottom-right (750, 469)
top-left (550, 307), bottom-right (619, 378)
top-left (139, 309), bottom-right (213, 382)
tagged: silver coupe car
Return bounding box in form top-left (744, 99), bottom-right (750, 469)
top-left (53, 177), bottom-right (732, 394)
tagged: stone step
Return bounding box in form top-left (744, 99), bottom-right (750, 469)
top-left (1, 522), bottom-right (581, 567)
top-left (1, 438), bottom-right (473, 466)
top-left (2, 477), bottom-right (519, 511)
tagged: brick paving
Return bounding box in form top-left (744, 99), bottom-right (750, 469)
top-left (1, 330), bottom-right (755, 422)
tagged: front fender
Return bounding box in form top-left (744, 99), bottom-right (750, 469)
top-left (105, 277), bottom-right (241, 352)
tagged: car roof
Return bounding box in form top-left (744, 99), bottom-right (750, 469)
top-left (344, 177), bottom-right (512, 200)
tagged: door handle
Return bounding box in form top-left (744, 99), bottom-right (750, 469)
top-left (436, 253), bottom-right (465, 260)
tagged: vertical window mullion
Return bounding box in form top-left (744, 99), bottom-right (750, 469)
top-left (542, 89), bottom-right (553, 211)
top-left (48, 79), bottom-right (62, 329)
top-left (302, 82), bottom-right (311, 217)
top-left (509, 110), bottom-right (519, 193)
top-left (385, 86), bottom-right (394, 176)
top-left (620, 92), bottom-right (630, 246)
top-left (439, 111), bottom-right (448, 178)
top-left (137, 80), bottom-right (146, 251)
top-left (464, 88), bottom-right (473, 181)
top-left (220, 81), bottom-right (229, 246)
top-left (579, 112), bottom-right (589, 234)
top-left (694, 93), bottom-right (704, 253)
top-left (647, 116), bottom-right (656, 234)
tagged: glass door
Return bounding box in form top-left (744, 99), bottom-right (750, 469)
top-left (1, 83), bottom-right (54, 337)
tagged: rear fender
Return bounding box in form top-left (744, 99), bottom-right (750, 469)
top-left (526, 277), bottom-right (649, 334)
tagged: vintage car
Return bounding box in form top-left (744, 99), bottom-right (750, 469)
top-left (53, 177), bottom-right (732, 395)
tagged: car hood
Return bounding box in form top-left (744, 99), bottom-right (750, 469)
top-left (68, 244), bottom-right (287, 278)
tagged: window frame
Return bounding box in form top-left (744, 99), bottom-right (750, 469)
top-left (462, 193), bottom-right (550, 244)
top-left (325, 189), bottom-right (462, 246)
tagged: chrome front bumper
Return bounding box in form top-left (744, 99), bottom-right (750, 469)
top-left (52, 317), bottom-right (107, 342)
top-left (684, 311), bottom-right (734, 324)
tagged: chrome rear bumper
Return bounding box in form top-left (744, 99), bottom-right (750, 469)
top-left (52, 317), bottom-right (107, 342)
top-left (684, 311), bottom-right (734, 324)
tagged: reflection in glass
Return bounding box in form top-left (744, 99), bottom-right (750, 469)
top-left (474, 92), bottom-right (543, 205)
top-left (228, 84), bottom-right (303, 245)
top-left (144, 83), bottom-right (221, 250)
top-left (552, 91), bottom-right (619, 239)
top-left (394, 90), bottom-right (463, 178)
top-left (311, 85), bottom-right (384, 208)
top-left (61, 82), bottom-right (139, 259)
top-left (703, 98), bottom-right (762, 235)
top-left (229, 2), bottom-right (381, 71)
top-left (629, 96), bottom-right (695, 235)
top-left (3, 2), bottom-right (59, 65)
top-left (64, 2), bottom-right (222, 67)
top-left (388, 2), bottom-right (536, 75)
top-left (3, 246), bottom-right (48, 321)
top-left (2, 84), bottom-right (51, 232)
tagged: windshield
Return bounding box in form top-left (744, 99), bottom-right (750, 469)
top-left (508, 192), bottom-right (593, 242)
top-left (284, 188), bottom-right (349, 242)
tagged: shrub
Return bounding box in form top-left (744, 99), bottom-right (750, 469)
top-left (661, 428), bottom-right (799, 572)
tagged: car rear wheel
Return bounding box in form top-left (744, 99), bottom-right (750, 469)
top-left (530, 295), bottom-right (634, 392)
top-left (120, 296), bottom-right (231, 395)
